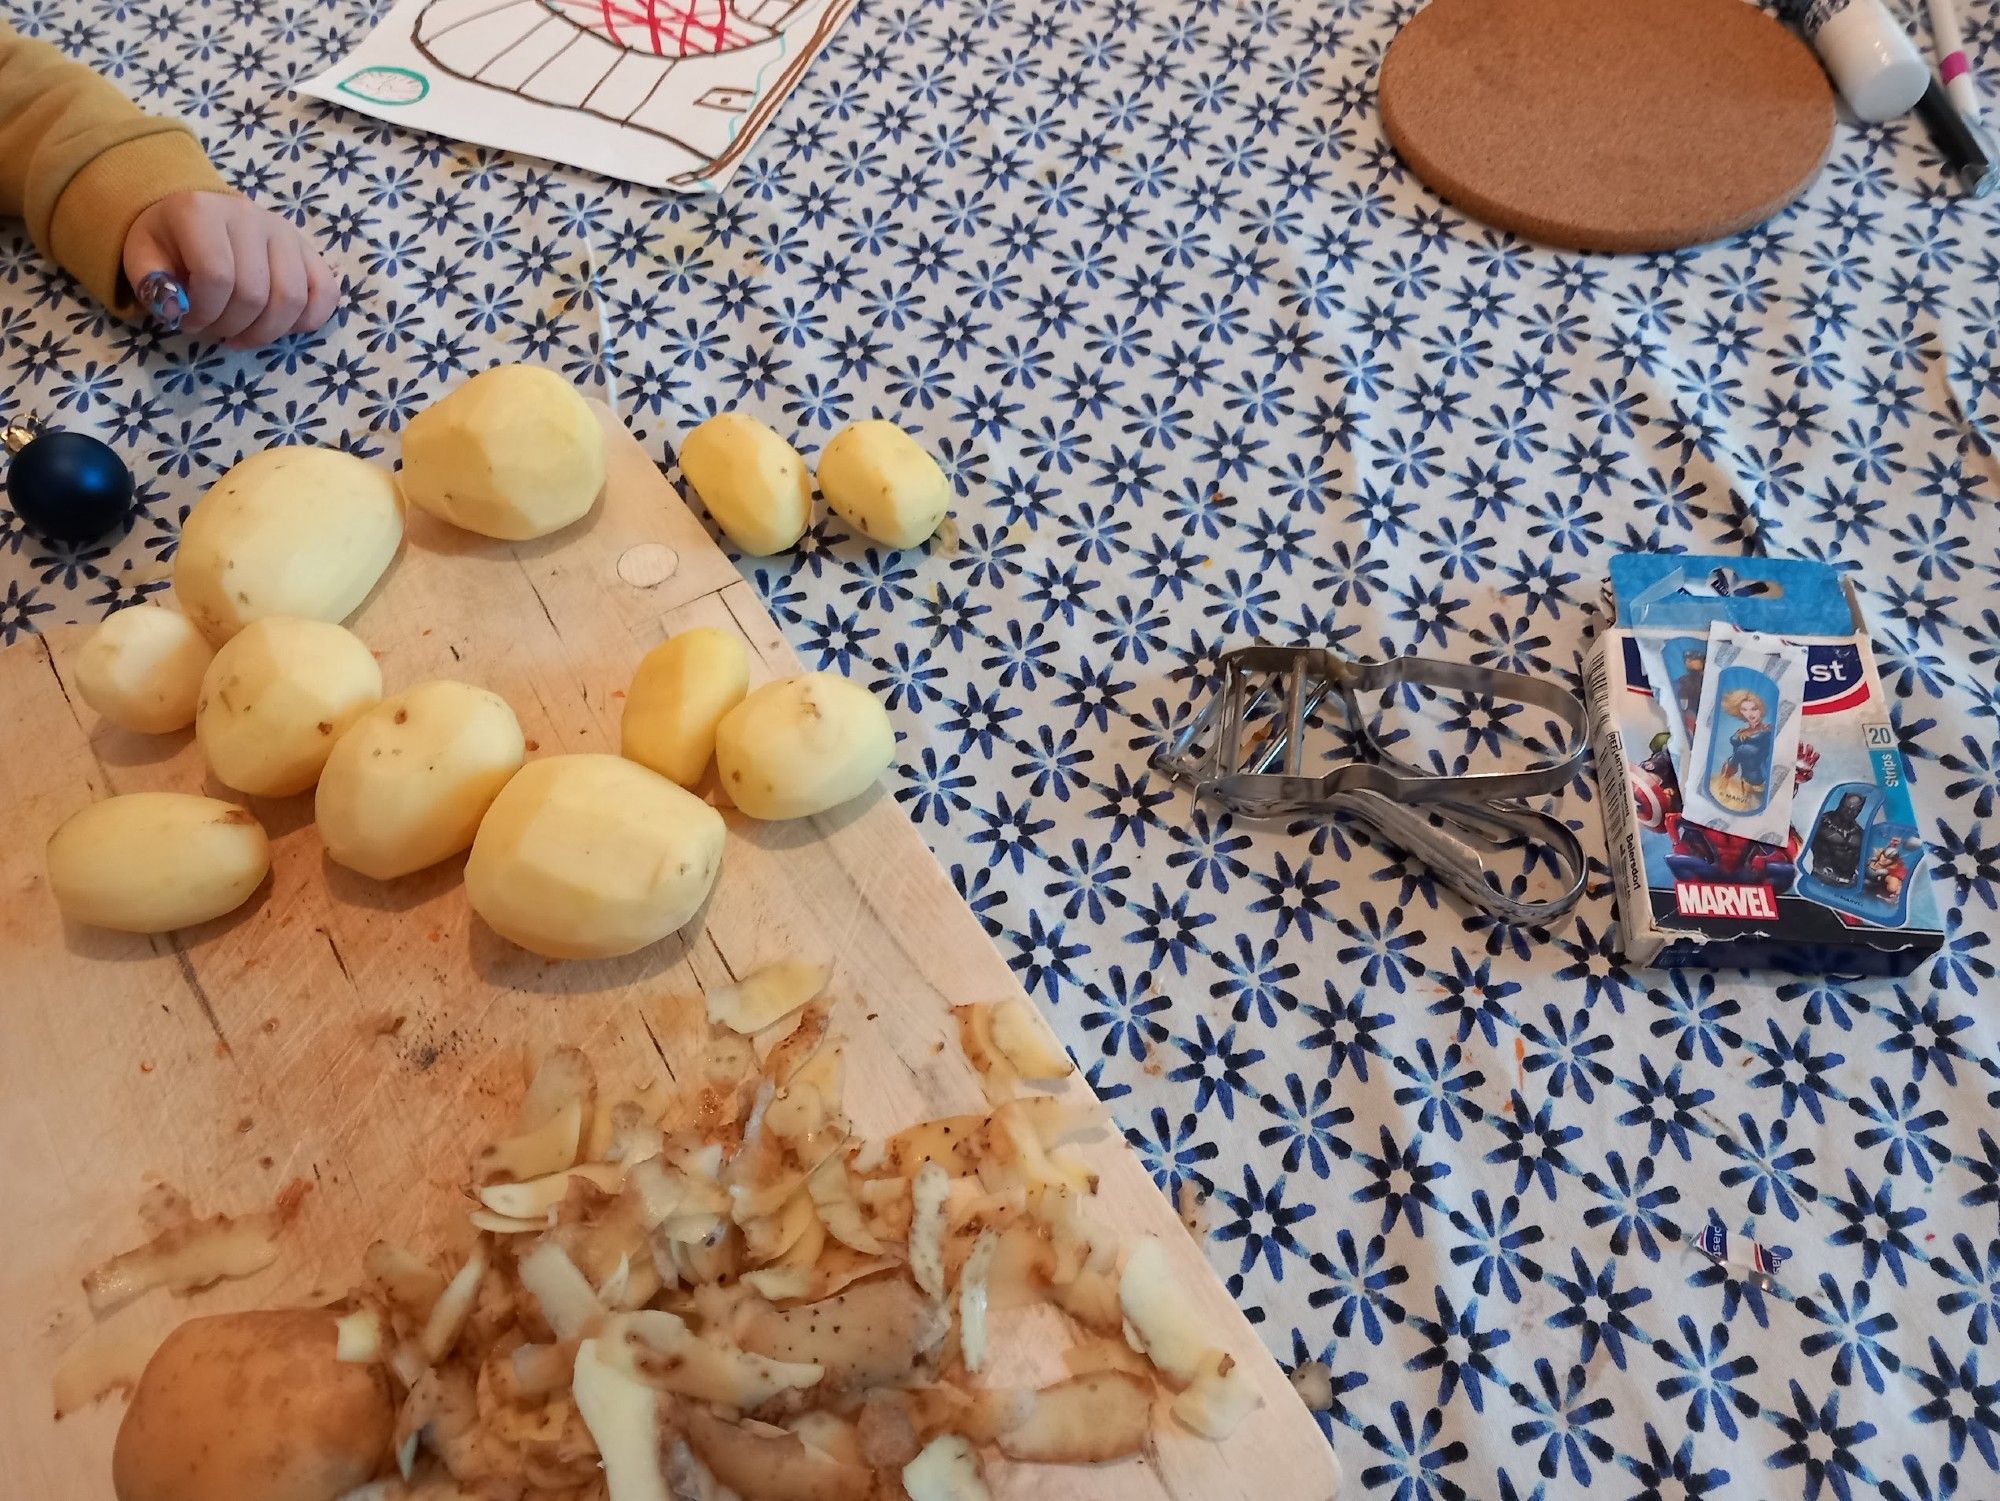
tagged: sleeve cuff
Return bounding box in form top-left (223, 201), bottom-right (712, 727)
top-left (45, 126), bottom-right (230, 318)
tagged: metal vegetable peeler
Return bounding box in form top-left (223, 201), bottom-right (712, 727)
top-left (1153, 645), bottom-right (1591, 925)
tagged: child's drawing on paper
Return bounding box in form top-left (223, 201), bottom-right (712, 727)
top-left (299, 0), bottom-right (854, 191)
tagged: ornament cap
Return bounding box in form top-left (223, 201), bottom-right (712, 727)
top-left (3, 416), bottom-right (44, 456)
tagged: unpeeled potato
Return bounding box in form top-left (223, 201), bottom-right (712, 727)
top-left (620, 627), bottom-right (749, 788)
top-left (315, 680), bottom-right (526, 878)
top-left (74, 604), bottom-right (214, 733)
top-left (713, 673), bottom-right (893, 820)
top-left (112, 1309), bottom-right (393, 1501)
top-left (465, 754), bottom-right (725, 959)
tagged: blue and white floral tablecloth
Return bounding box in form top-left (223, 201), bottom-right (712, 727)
top-left (5, 0), bottom-right (2000, 1493)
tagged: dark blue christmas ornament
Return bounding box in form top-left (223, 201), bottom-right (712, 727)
top-left (3, 419), bottom-right (137, 545)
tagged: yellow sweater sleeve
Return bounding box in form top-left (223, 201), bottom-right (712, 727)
top-left (0, 21), bottom-right (230, 316)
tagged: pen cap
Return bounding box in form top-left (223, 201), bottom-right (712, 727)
top-left (1915, 77), bottom-right (2000, 194)
top-left (1810, 0), bottom-right (1929, 119)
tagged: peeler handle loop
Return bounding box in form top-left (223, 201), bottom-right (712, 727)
top-left (1332, 791), bottom-right (1588, 926)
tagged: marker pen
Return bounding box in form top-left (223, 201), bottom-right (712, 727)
top-left (1926, 0), bottom-right (1984, 122)
top-left (1915, 74), bottom-right (1999, 195)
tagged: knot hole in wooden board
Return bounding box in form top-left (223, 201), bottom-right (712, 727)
top-left (617, 543), bottom-right (680, 589)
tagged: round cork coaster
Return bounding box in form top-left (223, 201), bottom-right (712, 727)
top-left (1378, 0), bottom-right (1834, 253)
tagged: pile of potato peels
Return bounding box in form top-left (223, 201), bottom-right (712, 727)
top-left (104, 960), bottom-right (1261, 1501)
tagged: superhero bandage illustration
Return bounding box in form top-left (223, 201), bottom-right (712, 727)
top-left (1681, 622), bottom-right (1804, 848)
top-left (1638, 632), bottom-right (1707, 785)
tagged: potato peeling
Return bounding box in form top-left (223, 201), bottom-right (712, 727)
top-left (52, 1321), bottom-right (159, 1418)
top-left (338, 1307), bottom-right (386, 1364)
top-left (991, 1370), bottom-right (1154, 1463)
top-left (1290, 1359), bottom-right (1336, 1413)
top-left (97, 959), bottom-right (1273, 1501)
top-left (82, 1204), bottom-right (288, 1318)
top-left (684, 1408), bottom-right (872, 1501)
top-left (957, 1000), bottom-right (1077, 1103)
top-left (476, 1098), bottom-right (583, 1185)
top-left (418, 1244), bottom-right (488, 1362)
top-left (958, 1229), bottom-right (997, 1374)
top-left (572, 1338), bottom-right (671, 1501)
top-left (908, 1161), bottom-right (951, 1301)
top-left (1170, 1347), bottom-right (1265, 1441)
top-left (706, 958), bottom-right (830, 1036)
top-left (1118, 1235), bottom-right (1210, 1385)
top-left (903, 1433), bottom-right (991, 1501)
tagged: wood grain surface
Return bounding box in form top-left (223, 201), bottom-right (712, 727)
top-left (1378, 0), bottom-right (1833, 253)
top-left (0, 406), bottom-right (1341, 1500)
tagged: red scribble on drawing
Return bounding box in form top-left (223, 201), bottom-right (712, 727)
top-left (553, 0), bottom-right (753, 57)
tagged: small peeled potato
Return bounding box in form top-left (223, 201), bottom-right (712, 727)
top-left (465, 753), bottom-right (725, 959)
top-left (620, 626), bottom-right (749, 787)
top-left (113, 1309), bottom-right (393, 1501)
top-left (74, 604), bottom-right (214, 733)
top-left (48, 793), bottom-right (268, 933)
top-left (173, 446), bottom-right (402, 645)
top-left (401, 364), bottom-right (607, 540)
top-left (678, 412), bottom-right (812, 556)
top-left (816, 419), bottom-right (950, 549)
top-left (197, 618), bottom-right (382, 797)
top-left (713, 673), bottom-right (893, 820)
top-left (315, 681), bottom-right (525, 879)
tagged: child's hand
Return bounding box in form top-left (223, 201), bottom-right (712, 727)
top-left (122, 192), bottom-right (339, 348)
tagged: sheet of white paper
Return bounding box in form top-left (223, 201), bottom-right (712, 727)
top-left (297, 0), bottom-right (856, 193)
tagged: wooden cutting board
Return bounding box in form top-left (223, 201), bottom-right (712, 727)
top-left (0, 407), bottom-right (1341, 1501)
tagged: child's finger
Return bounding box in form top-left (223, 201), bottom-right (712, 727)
top-left (126, 200), bottom-right (230, 333)
top-left (230, 237), bottom-right (309, 349)
top-left (298, 249), bottom-right (340, 336)
top-left (203, 216), bottom-right (273, 344)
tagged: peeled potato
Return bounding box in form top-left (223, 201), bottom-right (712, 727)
top-left (113, 1309), bottom-right (393, 1501)
top-left (816, 420), bottom-right (950, 549)
top-left (679, 412), bottom-right (812, 555)
top-left (465, 753), bottom-right (725, 959)
top-left (714, 673), bottom-right (893, 820)
top-left (174, 446), bottom-right (402, 644)
top-left (316, 681), bottom-right (526, 878)
top-left (74, 604), bottom-right (214, 732)
top-left (401, 364), bottom-right (607, 540)
top-left (621, 627), bottom-right (749, 787)
top-left (47, 793), bottom-right (269, 933)
top-left (197, 618), bottom-right (383, 797)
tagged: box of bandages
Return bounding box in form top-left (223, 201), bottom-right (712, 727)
top-left (1586, 553), bottom-right (1944, 974)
